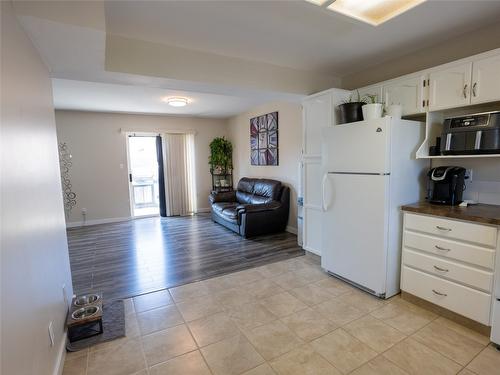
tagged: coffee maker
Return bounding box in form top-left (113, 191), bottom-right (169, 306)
top-left (427, 166), bottom-right (466, 205)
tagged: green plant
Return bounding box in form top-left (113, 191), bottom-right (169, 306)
top-left (209, 137), bottom-right (233, 174)
top-left (362, 94), bottom-right (385, 105)
top-left (342, 90), bottom-right (367, 104)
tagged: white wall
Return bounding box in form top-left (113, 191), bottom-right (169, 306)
top-left (227, 102), bottom-right (302, 232)
top-left (1, 2), bottom-right (74, 374)
top-left (55, 110), bottom-right (227, 225)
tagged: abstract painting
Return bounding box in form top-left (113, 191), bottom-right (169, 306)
top-left (250, 111), bottom-right (278, 166)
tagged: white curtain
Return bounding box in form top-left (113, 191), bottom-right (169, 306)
top-left (161, 133), bottom-right (197, 216)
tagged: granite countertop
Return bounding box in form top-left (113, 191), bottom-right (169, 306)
top-left (401, 201), bottom-right (500, 226)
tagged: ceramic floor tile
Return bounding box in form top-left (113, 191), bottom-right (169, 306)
top-left (227, 302), bottom-right (278, 330)
top-left (246, 279), bottom-right (285, 299)
top-left (241, 363), bottom-right (277, 375)
top-left (188, 311), bottom-right (240, 347)
top-left (310, 328), bottom-right (377, 374)
top-left (270, 344), bottom-right (342, 375)
top-left (123, 298), bottom-right (136, 315)
top-left (349, 356), bottom-right (409, 375)
top-left (244, 320), bottom-right (304, 361)
top-left (215, 287), bottom-right (256, 309)
top-left (232, 268), bottom-right (268, 286)
top-left (412, 320), bottom-right (486, 365)
top-left (270, 271), bottom-right (310, 290)
top-left (288, 284), bottom-right (336, 307)
top-left (201, 334), bottom-right (265, 375)
top-left (133, 290), bottom-right (173, 313)
top-left (137, 305), bottom-right (184, 335)
top-left (458, 369), bottom-right (478, 375)
top-left (176, 294), bottom-right (225, 322)
top-left (148, 350), bottom-right (211, 375)
top-left (434, 316), bottom-right (491, 346)
top-left (370, 299), bottom-right (436, 335)
top-left (87, 338), bottom-right (146, 375)
top-left (313, 278), bottom-right (353, 297)
top-left (335, 290), bottom-right (386, 313)
top-left (344, 315), bottom-right (406, 353)
top-left (62, 356), bottom-right (87, 375)
top-left (294, 267), bottom-right (329, 284)
top-left (169, 281), bottom-right (210, 303)
top-left (256, 262), bottom-right (290, 278)
top-left (382, 338), bottom-right (462, 375)
top-left (313, 299), bottom-right (366, 326)
top-left (280, 307), bottom-right (337, 341)
top-left (203, 274), bottom-right (238, 294)
top-left (125, 313), bottom-right (141, 338)
top-left (260, 291), bottom-right (308, 318)
top-left (467, 344), bottom-right (500, 375)
top-left (142, 324), bottom-right (197, 366)
top-left (64, 348), bottom-right (88, 361)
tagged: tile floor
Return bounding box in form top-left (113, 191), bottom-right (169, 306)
top-left (63, 255), bottom-right (500, 375)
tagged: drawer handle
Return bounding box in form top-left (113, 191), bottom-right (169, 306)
top-left (435, 245), bottom-right (451, 252)
top-left (433, 265), bottom-right (449, 272)
top-left (432, 289), bottom-right (447, 297)
top-left (436, 226), bottom-right (452, 231)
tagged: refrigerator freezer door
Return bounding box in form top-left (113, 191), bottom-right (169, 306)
top-left (321, 173), bottom-right (390, 296)
top-left (323, 117), bottom-right (391, 174)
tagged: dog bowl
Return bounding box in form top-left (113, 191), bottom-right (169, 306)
top-left (71, 306), bottom-right (99, 320)
top-left (74, 294), bottom-right (100, 307)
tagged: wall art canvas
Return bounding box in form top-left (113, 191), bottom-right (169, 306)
top-left (250, 111), bottom-right (278, 166)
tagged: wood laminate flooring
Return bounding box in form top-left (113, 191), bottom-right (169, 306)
top-left (67, 214), bottom-right (304, 301)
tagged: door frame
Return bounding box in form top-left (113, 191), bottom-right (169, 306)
top-left (125, 131), bottom-right (161, 218)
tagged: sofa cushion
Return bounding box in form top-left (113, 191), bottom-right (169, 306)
top-left (220, 206), bottom-right (238, 222)
top-left (253, 179), bottom-right (281, 200)
top-left (236, 191), bottom-right (253, 204)
top-left (212, 202), bottom-right (238, 215)
top-left (237, 177), bottom-right (255, 193)
top-left (249, 195), bottom-right (273, 204)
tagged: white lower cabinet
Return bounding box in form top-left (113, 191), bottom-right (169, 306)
top-left (401, 212), bottom-right (499, 326)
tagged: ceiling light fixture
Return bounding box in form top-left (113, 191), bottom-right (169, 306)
top-left (306, 0), bottom-right (426, 26)
top-left (163, 97), bottom-right (189, 107)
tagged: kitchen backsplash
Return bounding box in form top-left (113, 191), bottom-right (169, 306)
top-left (462, 180), bottom-right (500, 205)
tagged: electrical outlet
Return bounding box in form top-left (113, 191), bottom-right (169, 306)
top-left (48, 321), bottom-right (55, 347)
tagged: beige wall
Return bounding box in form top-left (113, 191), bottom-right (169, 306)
top-left (227, 102), bottom-right (302, 232)
top-left (55, 110), bottom-right (227, 224)
top-left (1, 2), bottom-right (74, 374)
top-left (342, 21), bottom-right (500, 89)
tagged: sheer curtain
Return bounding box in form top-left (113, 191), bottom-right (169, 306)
top-left (161, 133), bottom-right (197, 216)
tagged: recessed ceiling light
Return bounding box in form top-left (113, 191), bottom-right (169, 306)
top-left (307, 0), bottom-right (426, 26)
top-left (163, 97), bottom-right (189, 107)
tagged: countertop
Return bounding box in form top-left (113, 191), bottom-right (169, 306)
top-left (401, 201), bottom-right (500, 226)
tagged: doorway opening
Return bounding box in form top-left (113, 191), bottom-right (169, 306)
top-left (127, 135), bottom-right (160, 217)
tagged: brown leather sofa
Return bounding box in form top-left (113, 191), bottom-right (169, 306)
top-left (209, 177), bottom-right (290, 238)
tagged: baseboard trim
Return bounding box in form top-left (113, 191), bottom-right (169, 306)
top-left (66, 216), bottom-right (131, 228)
top-left (53, 334), bottom-right (67, 375)
top-left (286, 226), bottom-right (298, 235)
top-left (196, 207), bottom-right (211, 213)
top-left (303, 245), bottom-right (321, 256)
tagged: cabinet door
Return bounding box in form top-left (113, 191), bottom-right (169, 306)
top-left (302, 93), bottom-right (332, 156)
top-left (428, 63), bottom-right (472, 111)
top-left (471, 53), bottom-right (500, 105)
top-left (383, 76), bottom-right (425, 115)
top-left (357, 84), bottom-right (383, 104)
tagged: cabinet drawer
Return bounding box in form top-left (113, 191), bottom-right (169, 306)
top-left (405, 213), bottom-right (497, 248)
top-left (403, 248), bottom-right (493, 292)
top-left (401, 266), bottom-right (491, 325)
top-left (404, 231), bottom-right (495, 269)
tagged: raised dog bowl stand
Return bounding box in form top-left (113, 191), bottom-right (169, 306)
top-left (66, 293), bottom-right (103, 342)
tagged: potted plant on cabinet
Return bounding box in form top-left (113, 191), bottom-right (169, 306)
top-left (338, 90), bottom-right (366, 124)
top-left (362, 94), bottom-right (384, 120)
top-left (209, 137), bottom-right (233, 192)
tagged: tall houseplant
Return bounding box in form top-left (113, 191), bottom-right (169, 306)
top-left (209, 137), bottom-right (233, 175)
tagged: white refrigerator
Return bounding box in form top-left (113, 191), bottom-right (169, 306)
top-left (321, 117), bottom-right (426, 298)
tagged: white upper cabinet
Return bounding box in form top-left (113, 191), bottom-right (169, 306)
top-left (471, 53), bottom-right (500, 105)
top-left (357, 84), bottom-right (383, 103)
top-left (428, 62), bottom-right (472, 111)
top-left (302, 92), bottom-right (332, 156)
top-left (383, 75), bottom-right (426, 115)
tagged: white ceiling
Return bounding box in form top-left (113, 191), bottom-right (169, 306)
top-left (15, 0), bottom-right (500, 118)
top-left (104, 0), bottom-right (500, 75)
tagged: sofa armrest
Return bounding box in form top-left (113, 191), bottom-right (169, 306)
top-left (209, 190), bottom-right (236, 204)
top-left (236, 201), bottom-right (281, 213)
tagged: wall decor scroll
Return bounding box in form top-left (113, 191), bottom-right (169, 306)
top-left (58, 142), bottom-right (77, 215)
top-left (250, 111), bottom-right (278, 166)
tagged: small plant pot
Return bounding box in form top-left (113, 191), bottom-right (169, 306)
top-left (338, 102), bottom-right (364, 124)
top-left (386, 104), bottom-right (403, 119)
top-left (362, 103), bottom-right (384, 120)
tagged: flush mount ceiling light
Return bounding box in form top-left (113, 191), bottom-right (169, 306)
top-left (163, 97), bottom-right (189, 107)
top-left (306, 0), bottom-right (426, 26)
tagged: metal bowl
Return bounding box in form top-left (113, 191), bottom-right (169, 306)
top-left (74, 294), bottom-right (100, 307)
top-left (71, 306), bottom-right (99, 320)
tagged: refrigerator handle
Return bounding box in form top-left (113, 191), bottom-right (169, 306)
top-left (322, 174), bottom-right (330, 211)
